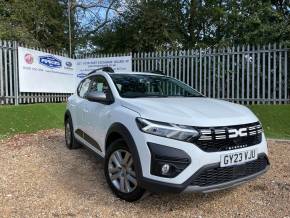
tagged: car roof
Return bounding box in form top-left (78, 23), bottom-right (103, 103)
top-left (88, 71), bottom-right (165, 77)
top-left (110, 71), bottom-right (164, 76)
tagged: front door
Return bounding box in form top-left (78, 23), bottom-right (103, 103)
top-left (83, 75), bottom-right (114, 156)
top-left (74, 77), bottom-right (91, 141)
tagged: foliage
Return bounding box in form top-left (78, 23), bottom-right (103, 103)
top-left (0, 0), bottom-right (69, 51)
top-left (0, 0), bottom-right (289, 54)
top-left (92, 0), bottom-right (290, 53)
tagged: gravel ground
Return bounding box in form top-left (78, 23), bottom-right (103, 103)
top-left (0, 129), bottom-right (289, 218)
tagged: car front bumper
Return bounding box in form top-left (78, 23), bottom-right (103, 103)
top-left (183, 165), bottom-right (269, 193)
top-left (138, 153), bottom-right (269, 193)
top-left (133, 131), bottom-right (269, 193)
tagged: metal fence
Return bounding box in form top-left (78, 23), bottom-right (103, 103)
top-left (0, 40), bottom-right (70, 105)
top-left (0, 40), bottom-right (289, 105)
top-left (132, 44), bottom-right (289, 104)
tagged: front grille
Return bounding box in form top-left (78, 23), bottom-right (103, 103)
top-left (190, 155), bottom-right (268, 187)
top-left (195, 122), bottom-right (263, 152)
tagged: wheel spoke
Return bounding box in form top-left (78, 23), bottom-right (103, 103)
top-left (114, 151), bottom-right (123, 165)
top-left (128, 169), bottom-right (136, 177)
top-left (127, 157), bottom-right (133, 168)
top-left (120, 177), bottom-right (125, 192)
top-left (109, 165), bottom-right (120, 174)
top-left (111, 155), bottom-right (121, 168)
top-left (124, 176), bottom-right (131, 193)
top-left (123, 152), bottom-right (131, 165)
top-left (127, 174), bottom-right (137, 186)
top-left (110, 172), bottom-right (121, 181)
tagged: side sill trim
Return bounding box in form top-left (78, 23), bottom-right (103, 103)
top-left (75, 129), bottom-right (102, 152)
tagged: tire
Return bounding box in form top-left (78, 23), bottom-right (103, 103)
top-left (104, 139), bottom-right (145, 202)
top-left (64, 116), bottom-right (82, 149)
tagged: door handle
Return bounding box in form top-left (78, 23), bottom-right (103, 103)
top-left (82, 106), bottom-right (88, 113)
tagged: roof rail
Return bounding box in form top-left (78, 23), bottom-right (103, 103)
top-left (149, 70), bottom-right (165, 75)
top-left (87, 67), bottom-right (114, 75)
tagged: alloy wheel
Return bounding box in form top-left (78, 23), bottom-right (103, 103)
top-left (108, 149), bottom-right (138, 193)
top-left (65, 122), bottom-right (71, 145)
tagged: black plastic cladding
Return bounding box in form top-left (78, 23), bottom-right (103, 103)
top-left (147, 142), bottom-right (191, 178)
top-left (190, 154), bottom-right (269, 187)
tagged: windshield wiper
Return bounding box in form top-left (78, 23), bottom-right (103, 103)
top-left (142, 95), bottom-right (168, 98)
top-left (182, 95), bottom-right (203, 97)
top-left (123, 94), bottom-right (168, 98)
top-left (166, 95), bottom-right (202, 97)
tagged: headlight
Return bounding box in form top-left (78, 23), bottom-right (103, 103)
top-left (136, 118), bottom-right (200, 142)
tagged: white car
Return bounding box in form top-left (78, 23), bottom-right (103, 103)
top-left (64, 67), bottom-right (269, 202)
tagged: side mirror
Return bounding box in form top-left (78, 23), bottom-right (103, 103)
top-left (86, 91), bottom-right (113, 104)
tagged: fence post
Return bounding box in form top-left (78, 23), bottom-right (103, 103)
top-left (13, 41), bottom-right (19, 105)
top-left (0, 40), bottom-right (3, 105)
top-left (285, 44), bottom-right (288, 103)
top-left (199, 48), bottom-right (202, 93)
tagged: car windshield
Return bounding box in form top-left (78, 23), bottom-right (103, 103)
top-left (109, 74), bottom-right (203, 98)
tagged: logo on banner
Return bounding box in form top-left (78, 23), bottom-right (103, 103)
top-left (39, 55), bottom-right (62, 68)
top-left (77, 73), bottom-right (87, 78)
top-left (24, 53), bottom-right (33, 64)
top-left (65, 61), bottom-right (72, 67)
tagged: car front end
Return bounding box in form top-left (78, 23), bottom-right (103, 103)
top-left (128, 113), bottom-right (269, 193)
top-left (110, 73), bottom-right (270, 193)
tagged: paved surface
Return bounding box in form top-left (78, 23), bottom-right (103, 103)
top-left (0, 129), bottom-right (289, 217)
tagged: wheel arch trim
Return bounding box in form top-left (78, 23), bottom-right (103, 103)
top-left (105, 123), bottom-right (143, 180)
top-left (64, 110), bottom-right (72, 123)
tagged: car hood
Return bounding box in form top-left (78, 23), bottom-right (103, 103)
top-left (120, 97), bottom-right (258, 127)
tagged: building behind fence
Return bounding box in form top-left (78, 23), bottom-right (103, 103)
top-left (0, 40), bottom-right (289, 105)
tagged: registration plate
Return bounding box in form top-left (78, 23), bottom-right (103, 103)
top-left (220, 149), bottom-right (257, 167)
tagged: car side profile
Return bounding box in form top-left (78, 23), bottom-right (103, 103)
top-left (64, 67), bottom-right (269, 202)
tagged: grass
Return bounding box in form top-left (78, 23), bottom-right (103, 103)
top-left (0, 103), bottom-right (289, 140)
top-left (0, 103), bottom-right (65, 139)
top-left (249, 104), bottom-right (290, 140)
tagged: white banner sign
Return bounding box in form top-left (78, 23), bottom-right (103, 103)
top-left (75, 56), bottom-right (132, 82)
top-left (18, 47), bottom-right (76, 93)
top-left (18, 47), bottom-right (132, 93)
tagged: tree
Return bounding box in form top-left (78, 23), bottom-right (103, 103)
top-left (91, 1), bottom-right (184, 53)
top-left (1, 0), bottom-right (289, 53)
top-left (0, 0), bottom-right (69, 51)
top-left (91, 0), bottom-right (290, 53)
top-left (70, 0), bottom-right (124, 54)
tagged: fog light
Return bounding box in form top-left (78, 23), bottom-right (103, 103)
top-left (161, 164), bottom-right (170, 175)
